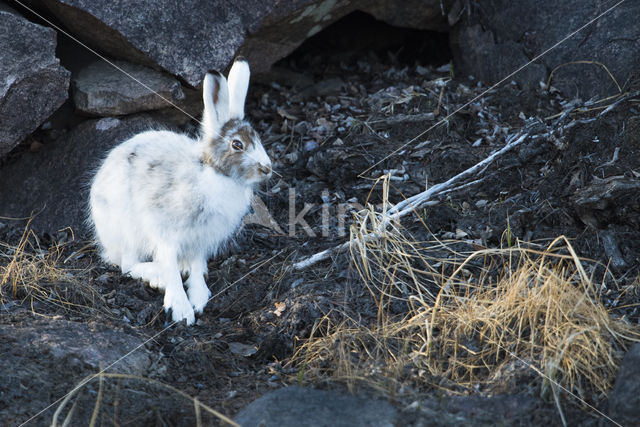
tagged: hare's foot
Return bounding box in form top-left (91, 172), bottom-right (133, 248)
top-left (187, 277), bottom-right (211, 314)
top-left (185, 259), bottom-right (211, 314)
top-left (127, 262), bottom-right (165, 290)
top-left (155, 245), bottom-right (195, 325)
top-left (164, 287), bottom-right (195, 325)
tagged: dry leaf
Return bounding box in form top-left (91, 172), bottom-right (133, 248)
top-left (273, 301), bottom-right (286, 317)
top-left (277, 107), bottom-right (298, 121)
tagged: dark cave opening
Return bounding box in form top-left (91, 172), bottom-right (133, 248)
top-left (277, 10), bottom-right (451, 75)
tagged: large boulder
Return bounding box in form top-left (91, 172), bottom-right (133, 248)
top-left (25, 0), bottom-right (446, 86)
top-left (234, 386), bottom-right (397, 427)
top-left (237, 0), bottom-right (448, 78)
top-left (233, 386), bottom-right (565, 426)
top-left (608, 344), bottom-right (640, 425)
top-left (450, 0), bottom-right (640, 98)
top-left (0, 319), bottom-right (151, 376)
top-left (0, 5), bottom-right (70, 156)
top-left (0, 115), bottom-right (159, 234)
top-left (0, 318), bottom-right (151, 425)
top-left (73, 60), bottom-right (185, 116)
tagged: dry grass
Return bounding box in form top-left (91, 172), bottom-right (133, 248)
top-left (0, 222), bottom-right (102, 313)
top-left (51, 372), bottom-right (239, 426)
top-left (291, 193), bottom-right (640, 415)
top-left (422, 239), bottom-right (636, 397)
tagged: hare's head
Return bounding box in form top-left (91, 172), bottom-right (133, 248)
top-left (200, 58), bottom-right (271, 185)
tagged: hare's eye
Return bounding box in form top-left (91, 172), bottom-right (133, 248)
top-left (231, 139), bottom-right (244, 151)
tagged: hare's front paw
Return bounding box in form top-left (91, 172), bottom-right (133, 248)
top-left (164, 289), bottom-right (196, 325)
top-left (187, 279), bottom-right (211, 314)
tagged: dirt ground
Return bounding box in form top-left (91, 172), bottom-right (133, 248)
top-left (2, 26), bottom-right (640, 426)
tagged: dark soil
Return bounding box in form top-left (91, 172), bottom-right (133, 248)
top-left (2, 29), bottom-right (640, 426)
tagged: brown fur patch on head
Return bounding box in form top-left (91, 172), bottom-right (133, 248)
top-left (203, 119), bottom-right (262, 181)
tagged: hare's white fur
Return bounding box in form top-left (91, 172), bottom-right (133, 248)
top-left (89, 59), bottom-right (271, 325)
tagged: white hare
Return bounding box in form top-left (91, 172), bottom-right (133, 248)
top-left (89, 58), bottom-right (272, 325)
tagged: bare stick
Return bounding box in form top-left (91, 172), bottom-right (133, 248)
top-left (367, 112), bottom-right (436, 126)
top-left (293, 132), bottom-right (529, 270)
top-left (388, 132), bottom-right (528, 218)
top-left (293, 89), bottom-right (638, 271)
top-left (292, 241), bottom-right (351, 270)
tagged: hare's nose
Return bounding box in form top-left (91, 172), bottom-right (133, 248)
top-left (258, 164), bottom-right (271, 176)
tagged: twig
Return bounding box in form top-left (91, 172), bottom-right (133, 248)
top-left (292, 241), bottom-right (351, 270)
top-left (292, 132), bottom-right (528, 270)
top-left (293, 89), bottom-right (638, 271)
top-left (595, 147), bottom-right (620, 170)
top-left (388, 132), bottom-right (528, 219)
top-left (438, 178), bottom-right (487, 197)
top-left (367, 112), bottom-right (436, 126)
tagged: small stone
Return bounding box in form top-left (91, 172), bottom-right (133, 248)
top-left (228, 342), bottom-right (258, 357)
top-left (283, 152), bottom-right (298, 164)
top-left (304, 140), bottom-right (319, 151)
top-left (29, 140), bottom-right (43, 152)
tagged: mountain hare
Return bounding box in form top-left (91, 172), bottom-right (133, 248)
top-left (89, 58), bottom-right (272, 325)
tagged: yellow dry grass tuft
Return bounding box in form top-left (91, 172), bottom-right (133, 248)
top-left (291, 187), bottom-right (640, 415)
top-left (0, 221), bottom-right (102, 313)
top-left (421, 238), bottom-right (637, 397)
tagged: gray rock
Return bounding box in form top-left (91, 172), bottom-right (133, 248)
top-left (73, 60), bottom-right (185, 116)
top-left (398, 393), bottom-right (569, 426)
top-left (0, 318), bottom-right (151, 425)
top-left (450, 0), bottom-right (640, 98)
top-left (608, 344), bottom-right (640, 425)
top-left (27, 0), bottom-right (248, 86)
top-left (0, 115), bottom-right (158, 234)
top-left (28, 0), bottom-right (445, 86)
top-left (0, 319), bottom-right (151, 375)
top-left (450, 24), bottom-right (546, 90)
top-left (0, 5), bottom-right (70, 156)
top-left (600, 230), bottom-right (628, 271)
top-left (233, 386), bottom-right (397, 427)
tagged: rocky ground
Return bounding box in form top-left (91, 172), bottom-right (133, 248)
top-left (2, 9), bottom-right (640, 427)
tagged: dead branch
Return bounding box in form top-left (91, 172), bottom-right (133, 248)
top-left (292, 92), bottom-right (637, 271)
top-left (387, 132), bottom-right (528, 219)
top-left (367, 112), bottom-right (436, 126)
top-left (293, 131), bottom-right (528, 270)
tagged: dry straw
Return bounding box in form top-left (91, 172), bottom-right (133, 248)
top-left (51, 372), bottom-right (239, 427)
top-left (0, 220), bottom-right (101, 313)
top-left (292, 179), bottom-right (640, 418)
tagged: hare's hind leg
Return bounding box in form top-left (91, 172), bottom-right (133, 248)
top-left (156, 245), bottom-right (195, 325)
top-left (186, 257), bottom-right (211, 314)
top-left (127, 262), bottom-right (165, 290)
top-left (120, 245), bottom-right (165, 290)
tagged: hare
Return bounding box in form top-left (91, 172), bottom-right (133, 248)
top-left (89, 58), bottom-right (272, 325)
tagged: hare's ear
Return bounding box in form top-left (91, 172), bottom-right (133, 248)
top-left (227, 57), bottom-right (250, 120)
top-left (201, 70), bottom-right (230, 140)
